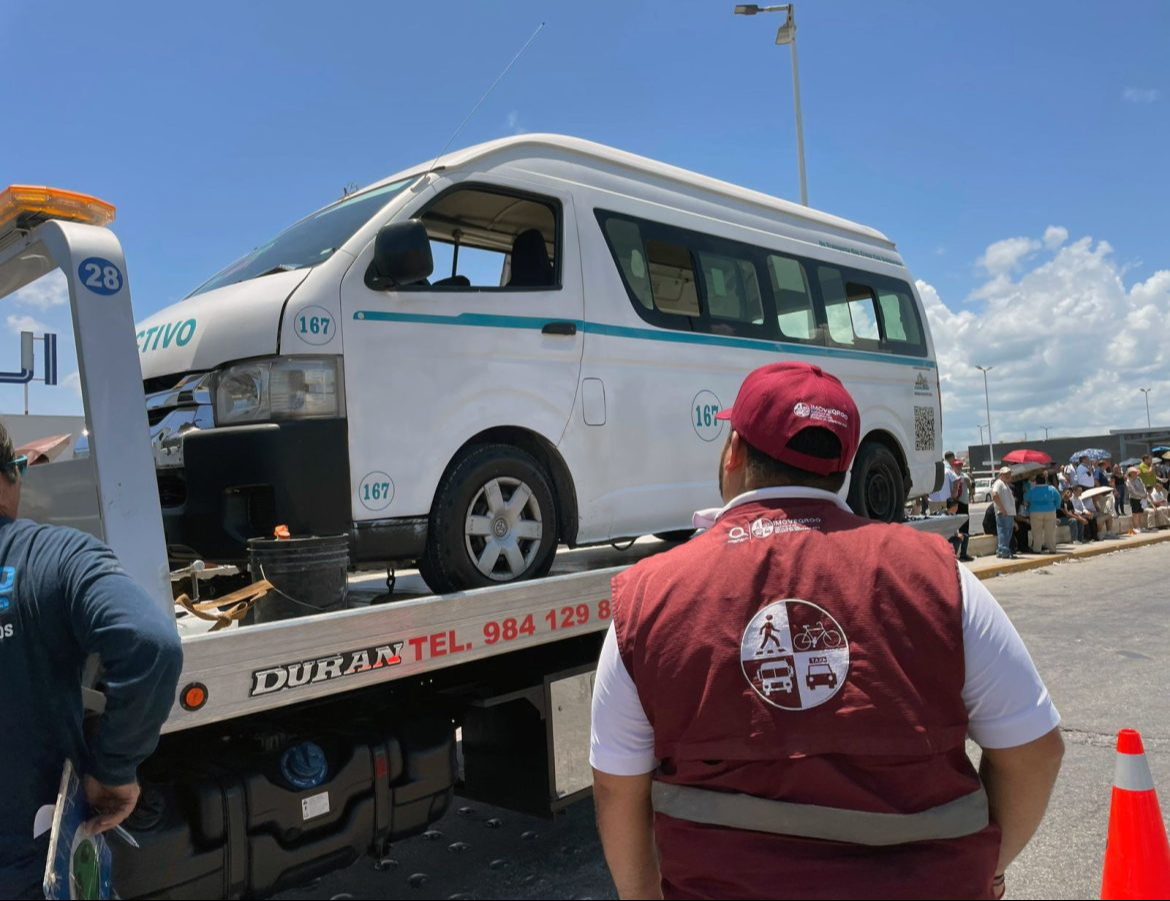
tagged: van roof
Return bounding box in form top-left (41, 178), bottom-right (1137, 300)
top-left (366, 133), bottom-right (893, 248)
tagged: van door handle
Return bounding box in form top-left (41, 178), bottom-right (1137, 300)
top-left (541, 321), bottom-right (578, 336)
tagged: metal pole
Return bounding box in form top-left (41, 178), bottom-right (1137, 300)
top-left (1140, 388), bottom-right (1152, 428)
top-left (979, 367), bottom-right (996, 469)
top-left (789, 24), bottom-right (808, 206)
top-left (23, 381), bottom-right (28, 415)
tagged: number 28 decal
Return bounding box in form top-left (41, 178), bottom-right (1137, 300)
top-left (78, 257), bottom-right (123, 295)
top-left (293, 304), bottom-right (334, 345)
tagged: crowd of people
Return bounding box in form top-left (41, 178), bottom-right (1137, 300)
top-left (926, 450), bottom-right (1170, 560)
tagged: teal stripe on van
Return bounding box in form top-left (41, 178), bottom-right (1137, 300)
top-left (353, 310), bottom-right (937, 369)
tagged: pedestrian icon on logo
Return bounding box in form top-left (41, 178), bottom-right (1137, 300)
top-left (758, 614), bottom-right (783, 653)
top-left (740, 599), bottom-right (850, 711)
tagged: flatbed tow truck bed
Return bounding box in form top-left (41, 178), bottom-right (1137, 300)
top-left (170, 515), bottom-right (963, 734)
top-left (168, 539), bottom-right (668, 733)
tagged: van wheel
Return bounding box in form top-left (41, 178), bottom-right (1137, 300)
top-left (847, 442), bottom-right (906, 523)
top-left (421, 444), bottom-right (558, 594)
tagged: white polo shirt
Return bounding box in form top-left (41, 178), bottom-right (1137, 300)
top-left (590, 487), bottom-right (1061, 776)
top-left (929, 466), bottom-right (958, 503)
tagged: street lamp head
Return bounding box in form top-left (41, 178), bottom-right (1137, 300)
top-left (734, 3), bottom-right (791, 15)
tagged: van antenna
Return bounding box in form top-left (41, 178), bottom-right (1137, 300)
top-left (424, 21), bottom-right (545, 175)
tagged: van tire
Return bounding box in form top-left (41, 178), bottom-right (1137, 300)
top-left (847, 442), bottom-right (906, 523)
top-left (421, 444), bottom-right (558, 594)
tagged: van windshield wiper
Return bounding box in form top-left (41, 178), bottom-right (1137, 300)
top-left (255, 263), bottom-right (302, 278)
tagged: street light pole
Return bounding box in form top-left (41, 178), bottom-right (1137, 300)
top-left (1140, 388), bottom-right (1152, 429)
top-left (976, 365), bottom-right (995, 469)
top-left (733, 3), bottom-right (809, 205)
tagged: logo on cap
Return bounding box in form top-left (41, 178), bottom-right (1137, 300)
top-left (793, 402), bottom-right (811, 418)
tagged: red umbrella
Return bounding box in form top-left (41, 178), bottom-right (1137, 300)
top-left (1002, 449), bottom-right (1053, 465)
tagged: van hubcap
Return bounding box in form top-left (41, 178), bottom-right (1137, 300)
top-left (465, 477), bottom-right (543, 580)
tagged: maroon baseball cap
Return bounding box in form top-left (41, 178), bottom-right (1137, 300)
top-left (717, 362), bottom-right (860, 476)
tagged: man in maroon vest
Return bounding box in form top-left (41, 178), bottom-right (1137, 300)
top-left (590, 362), bottom-right (1063, 901)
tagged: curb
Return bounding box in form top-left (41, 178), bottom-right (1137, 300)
top-left (969, 530), bottom-right (1170, 581)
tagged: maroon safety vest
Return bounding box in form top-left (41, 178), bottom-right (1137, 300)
top-left (612, 496), bottom-right (1000, 900)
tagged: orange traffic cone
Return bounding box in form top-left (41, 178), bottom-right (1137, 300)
top-left (1101, 729), bottom-right (1170, 899)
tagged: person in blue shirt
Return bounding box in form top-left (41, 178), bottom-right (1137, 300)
top-left (1024, 473), bottom-right (1064, 553)
top-left (0, 423), bottom-right (183, 899)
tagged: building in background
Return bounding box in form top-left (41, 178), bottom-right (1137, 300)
top-left (965, 427), bottom-right (1170, 474)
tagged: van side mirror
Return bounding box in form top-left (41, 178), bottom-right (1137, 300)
top-left (365, 219), bottom-right (433, 290)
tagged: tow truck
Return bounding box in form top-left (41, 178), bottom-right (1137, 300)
top-left (0, 187), bottom-right (963, 899)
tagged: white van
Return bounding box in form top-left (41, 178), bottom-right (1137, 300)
top-left (137, 135), bottom-right (943, 593)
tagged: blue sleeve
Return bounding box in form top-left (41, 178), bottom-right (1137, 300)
top-left (55, 530), bottom-right (183, 785)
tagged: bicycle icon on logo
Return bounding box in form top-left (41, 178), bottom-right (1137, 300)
top-left (792, 621), bottom-right (843, 651)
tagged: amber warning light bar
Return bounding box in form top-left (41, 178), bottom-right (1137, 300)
top-left (0, 185), bottom-right (116, 237)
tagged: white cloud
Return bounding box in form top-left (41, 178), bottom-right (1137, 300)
top-left (506, 109), bottom-right (526, 135)
top-left (928, 228), bottom-right (1170, 453)
top-left (1123, 87), bottom-right (1160, 104)
top-left (6, 314), bottom-right (49, 335)
top-left (9, 270), bottom-right (68, 309)
top-left (977, 236), bottom-right (1040, 275)
top-left (1043, 225), bottom-right (1068, 250)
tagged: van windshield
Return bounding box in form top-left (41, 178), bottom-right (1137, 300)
top-left (190, 177), bottom-right (416, 296)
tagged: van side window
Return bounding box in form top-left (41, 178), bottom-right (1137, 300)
top-left (602, 218), bottom-right (654, 310)
top-left (818, 266), bottom-right (856, 345)
top-left (767, 254), bottom-right (817, 340)
top-left (878, 288), bottom-right (923, 345)
top-left (697, 251), bottom-right (764, 327)
top-left (645, 238), bottom-right (700, 317)
top-left (414, 186), bottom-right (559, 290)
top-left (596, 209), bottom-right (927, 356)
top-left (846, 284), bottom-right (881, 341)
top-left (818, 267), bottom-right (881, 346)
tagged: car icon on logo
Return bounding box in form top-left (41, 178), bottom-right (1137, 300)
top-left (806, 662), bottom-right (837, 690)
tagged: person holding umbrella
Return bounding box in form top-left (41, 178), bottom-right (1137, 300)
top-left (1074, 455), bottom-right (1096, 490)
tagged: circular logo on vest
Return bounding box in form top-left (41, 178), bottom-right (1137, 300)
top-left (793, 402), bottom-right (811, 418)
top-left (740, 599), bottom-right (849, 710)
top-left (750, 517), bottom-right (774, 538)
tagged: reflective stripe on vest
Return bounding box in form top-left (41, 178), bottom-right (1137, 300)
top-left (652, 782), bottom-right (990, 847)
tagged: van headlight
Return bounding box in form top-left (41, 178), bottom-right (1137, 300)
top-left (213, 356), bottom-right (345, 425)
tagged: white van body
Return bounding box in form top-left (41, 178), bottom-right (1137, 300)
top-left (137, 135), bottom-right (943, 592)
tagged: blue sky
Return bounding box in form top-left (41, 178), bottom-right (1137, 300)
top-left (2, 0), bottom-right (1168, 450)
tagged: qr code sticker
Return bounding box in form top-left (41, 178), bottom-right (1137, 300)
top-left (914, 406), bottom-right (936, 452)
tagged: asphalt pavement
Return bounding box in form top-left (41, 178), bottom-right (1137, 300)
top-left (276, 543), bottom-right (1170, 901)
